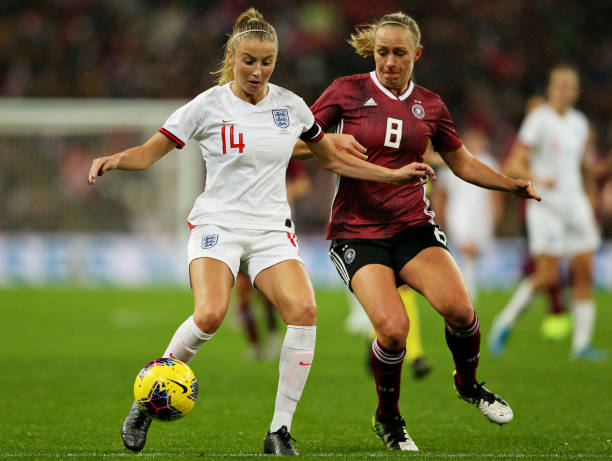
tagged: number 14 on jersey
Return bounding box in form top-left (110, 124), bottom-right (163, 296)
top-left (221, 123), bottom-right (245, 154)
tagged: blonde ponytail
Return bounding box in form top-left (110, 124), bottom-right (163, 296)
top-left (349, 12), bottom-right (421, 57)
top-left (211, 8), bottom-right (278, 85)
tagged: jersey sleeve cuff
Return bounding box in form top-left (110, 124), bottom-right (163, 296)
top-left (300, 122), bottom-right (324, 143)
top-left (159, 128), bottom-right (185, 149)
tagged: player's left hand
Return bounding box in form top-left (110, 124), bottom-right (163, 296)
top-left (391, 162), bottom-right (436, 185)
top-left (512, 178), bottom-right (541, 201)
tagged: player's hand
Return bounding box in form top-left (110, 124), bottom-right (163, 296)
top-left (512, 178), bottom-right (541, 201)
top-left (329, 134), bottom-right (368, 160)
top-left (88, 154), bottom-right (120, 184)
top-left (391, 162), bottom-right (436, 185)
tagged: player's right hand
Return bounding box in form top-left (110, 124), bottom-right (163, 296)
top-left (88, 154), bottom-right (120, 184)
top-left (512, 178), bottom-right (541, 201)
top-left (391, 162), bottom-right (436, 185)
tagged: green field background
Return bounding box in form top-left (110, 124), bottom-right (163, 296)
top-left (1, 288), bottom-right (611, 460)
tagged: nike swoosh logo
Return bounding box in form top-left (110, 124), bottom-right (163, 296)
top-left (299, 361), bottom-right (312, 366)
top-left (222, 120), bottom-right (233, 123)
top-left (168, 379), bottom-right (188, 393)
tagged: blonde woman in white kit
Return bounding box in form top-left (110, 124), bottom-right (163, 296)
top-left (489, 65), bottom-right (606, 362)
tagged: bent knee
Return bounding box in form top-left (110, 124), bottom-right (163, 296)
top-left (442, 302), bottom-right (474, 329)
top-left (285, 299), bottom-right (317, 326)
top-left (192, 307), bottom-right (226, 333)
top-left (376, 318), bottom-right (409, 351)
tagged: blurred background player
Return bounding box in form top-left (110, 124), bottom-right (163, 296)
top-left (235, 158), bottom-right (312, 360)
top-left (489, 65), bottom-right (607, 361)
top-left (507, 96), bottom-right (572, 341)
top-left (433, 128), bottom-right (502, 302)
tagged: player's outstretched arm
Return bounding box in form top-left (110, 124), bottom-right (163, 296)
top-left (307, 134), bottom-right (435, 185)
top-left (441, 144), bottom-right (541, 201)
top-left (88, 133), bottom-right (176, 184)
top-left (292, 133), bottom-right (368, 160)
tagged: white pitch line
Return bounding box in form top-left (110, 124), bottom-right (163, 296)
top-left (1, 453), bottom-right (611, 458)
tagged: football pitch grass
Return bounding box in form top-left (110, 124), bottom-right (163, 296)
top-left (2, 287), bottom-right (611, 460)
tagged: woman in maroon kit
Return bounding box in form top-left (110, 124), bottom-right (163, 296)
top-left (310, 12), bottom-right (540, 451)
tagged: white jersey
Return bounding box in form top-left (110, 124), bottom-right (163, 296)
top-left (437, 153), bottom-right (498, 247)
top-left (519, 104), bottom-right (599, 256)
top-left (161, 82), bottom-right (322, 232)
top-left (518, 104), bottom-right (589, 207)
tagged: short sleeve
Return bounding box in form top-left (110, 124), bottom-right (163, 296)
top-left (294, 97), bottom-right (324, 143)
top-left (159, 94), bottom-right (207, 149)
top-left (431, 101), bottom-right (463, 154)
top-left (310, 79), bottom-right (343, 131)
top-left (517, 110), bottom-right (542, 148)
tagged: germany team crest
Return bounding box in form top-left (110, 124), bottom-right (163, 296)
top-left (412, 103), bottom-right (425, 119)
top-left (272, 109), bottom-right (290, 128)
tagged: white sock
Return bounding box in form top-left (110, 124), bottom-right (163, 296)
top-left (163, 315), bottom-right (214, 364)
top-left (494, 279), bottom-right (534, 328)
top-left (572, 299), bottom-right (595, 352)
top-left (269, 325), bottom-right (316, 432)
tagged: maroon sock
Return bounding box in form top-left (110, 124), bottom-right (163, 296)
top-left (548, 284), bottom-right (565, 314)
top-left (370, 338), bottom-right (405, 420)
top-left (445, 313), bottom-right (480, 389)
top-left (239, 302), bottom-right (259, 346)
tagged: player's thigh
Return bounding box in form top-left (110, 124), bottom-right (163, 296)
top-left (187, 224), bottom-right (242, 331)
top-left (189, 257), bottom-right (234, 332)
top-left (351, 264), bottom-right (409, 344)
top-left (254, 259), bottom-right (316, 326)
top-left (329, 238), bottom-right (394, 291)
top-left (398, 246), bottom-right (473, 326)
top-left (246, 229), bottom-right (315, 326)
top-left (531, 254), bottom-right (561, 290)
top-left (329, 238), bottom-right (408, 343)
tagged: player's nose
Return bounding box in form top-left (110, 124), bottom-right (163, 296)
top-left (384, 55), bottom-right (397, 68)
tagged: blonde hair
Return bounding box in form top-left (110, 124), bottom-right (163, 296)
top-left (349, 12), bottom-right (421, 58)
top-left (212, 8), bottom-right (278, 85)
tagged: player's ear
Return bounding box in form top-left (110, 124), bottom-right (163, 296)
top-left (227, 48), bottom-right (234, 66)
top-left (414, 45), bottom-right (423, 62)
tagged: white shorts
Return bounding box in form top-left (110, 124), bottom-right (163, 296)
top-left (446, 209), bottom-right (494, 249)
top-left (526, 196), bottom-right (600, 257)
top-left (187, 224), bottom-right (303, 285)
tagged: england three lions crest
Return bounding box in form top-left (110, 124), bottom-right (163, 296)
top-left (272, 109), bottom-right (290, 128)
top-left (201, 233), bottom-right (218, 249)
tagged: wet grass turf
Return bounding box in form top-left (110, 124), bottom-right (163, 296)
top-left (2, 287), bottom-right (611, 460)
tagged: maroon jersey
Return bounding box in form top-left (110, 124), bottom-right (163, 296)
top-left (311, 71), bottom-right (463, 239)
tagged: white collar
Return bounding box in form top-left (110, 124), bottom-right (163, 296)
top-left (370, 71), bottom-right (414, 101)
